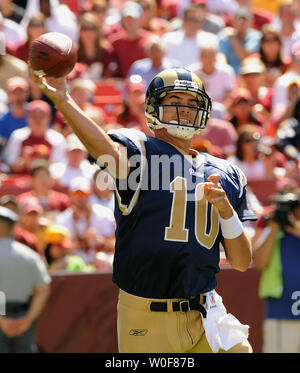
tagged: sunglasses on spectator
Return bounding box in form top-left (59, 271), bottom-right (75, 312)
top-left (92, 6), bottom-right (107, 12)
top-left (262, 37), bottom-right (279, 42)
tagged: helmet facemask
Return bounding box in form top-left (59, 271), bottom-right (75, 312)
top-left (146, 79), bottom-right (212, 140)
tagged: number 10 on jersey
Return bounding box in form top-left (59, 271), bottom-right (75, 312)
top-left (164, 177), bottom-right (219, 249)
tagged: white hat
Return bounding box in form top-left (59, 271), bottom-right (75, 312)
top-left (121, 1), bottom-right (142, 19)
top-left (69, 177), bottom-right (91, 193)
top-left (0, 206), bottom-right (19, 222)
top-left (66, 133), bottom-right (86, 152)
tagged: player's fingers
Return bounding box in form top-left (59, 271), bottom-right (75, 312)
top-left (205, 186), bottom-right (225, 197)
top-left (28, 65), bottom-right (39, 81)
top-left (204, 182), bottom-right (222, 190)
top-left (204, 185), bottom-right (226, 202)
top-left (28, 65), bottom-right (46, 89)
top-left (207, 174), bottom-right (221, 185)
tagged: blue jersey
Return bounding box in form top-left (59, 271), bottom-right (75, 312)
top-left (107, 128), bottom-right (257, 299)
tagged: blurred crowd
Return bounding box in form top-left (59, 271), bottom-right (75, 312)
top-left (0, 0), bottom-right (300, 270)
top-left (0, 0), bottom-right (300, 353)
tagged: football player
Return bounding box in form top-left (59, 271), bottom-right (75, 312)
top-left (30, 66), bottom-right (257, 353)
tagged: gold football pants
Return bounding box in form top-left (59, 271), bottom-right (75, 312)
top-left (117, 289), bottom-right (252, 353)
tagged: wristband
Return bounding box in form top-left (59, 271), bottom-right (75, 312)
top-left (219, 211), bottom-right (244, 239)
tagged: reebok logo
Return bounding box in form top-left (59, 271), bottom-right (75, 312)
top-left (129, 329), bottom-right (148, 336)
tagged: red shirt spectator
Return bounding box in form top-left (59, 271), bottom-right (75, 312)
top-left (18, 190), bottom-right (71, 213)
top-left (17, 159), bottom-right (71, 214)
top-left (5, 100), bottom-right (67, 174)
top-left (14, 225), bottom-right (40, 252)
top-left (12, 13), bottom-right (47, 62)
top-left (14, 197), bottom-right (44, 253)
top-left (109, 2), bottom-right (153, 78)
top-left (110, 29), bottom-right (152, 78)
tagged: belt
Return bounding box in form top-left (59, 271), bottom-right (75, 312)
top-left (150, 295), bottom-right (207, 318)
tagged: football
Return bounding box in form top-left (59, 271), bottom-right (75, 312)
top-left (29, 32), bottom-right (77, 78)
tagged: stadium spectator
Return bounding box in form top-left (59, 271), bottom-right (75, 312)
top-left (278, 79), bottom-right (300, 124)
top-left (90, 168), bottom-right (115, 213)
top-left (0, 10), bottom-right (26, 50)
top-left (14, 197), bottom-right (42, 253)
top-left (218, 7), bottom-right (262, 74)
top-left (53, 78), bottom-right (107, 137)
top-left (43, 223), bottom-right (74, 271)
top-left (253, 187), bottom-right (300, 352)
top-left (177, 0), bottom-right (225, 34)
top-left (0, 0), bottom-right (25, 24)
top-left (135, 0), bottom-right (170, 35)
top-left (0, 76), bottom-right (29, 142)
top-left (0, 206), bottom-right (51, 353)
top-left (225, 0), bottom-right (273, 30)
top-left (227, 87), bottom-right (265, 131)
top-left (239, 55), bottom-right (273, 131)
top-left (109, 1), bottom-right (152, 78)
top-left (187, 35), bottom-right (236, 105)
top-left (5, 100), bottom-right (67, 174)
top-left (89, 0), bottom-right (113, 37)
top-left (162, 4), bottom-right (217, 67)
top-left (44, 222), bottom-right (113, 272)
top-left (191, 117), bottom-right (238, 158)
top-left (127, 35), bottom-right (181, 87)
top-left (17, 159), bottom-right (71, 221)
top-left (49, 133), bottom-right (96, 188)
top-left (116, 76), bottom-right (151, 134)
top-left (55, 176), bottom-right (116, 265)
top-left (272, 41), bottom-right (300, 124)
top-left (259, 23), bottom-right (291, 87)
top-left (21, 0), bottom-right (78, 42)
top-left (272, 0), bottom-right (300, 58)
top-left (0, 41), bottom-right (28, 91)
top-left (227, 125), bottom-right (278, 181)
top-left (12, 13), bottom-right (47, 63)
top-left (77, 11), bottom-right (113, 80)
top-left (0, 196), bottom-right (45, 253)
top-left (0, 194), bottom-right (39, 253)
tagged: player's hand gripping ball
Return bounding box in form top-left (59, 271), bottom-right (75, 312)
top-left (29, 32), bottom-right (77, 78)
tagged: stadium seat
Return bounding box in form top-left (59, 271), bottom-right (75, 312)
top-left (93, 79), bottom-right (124, 123)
